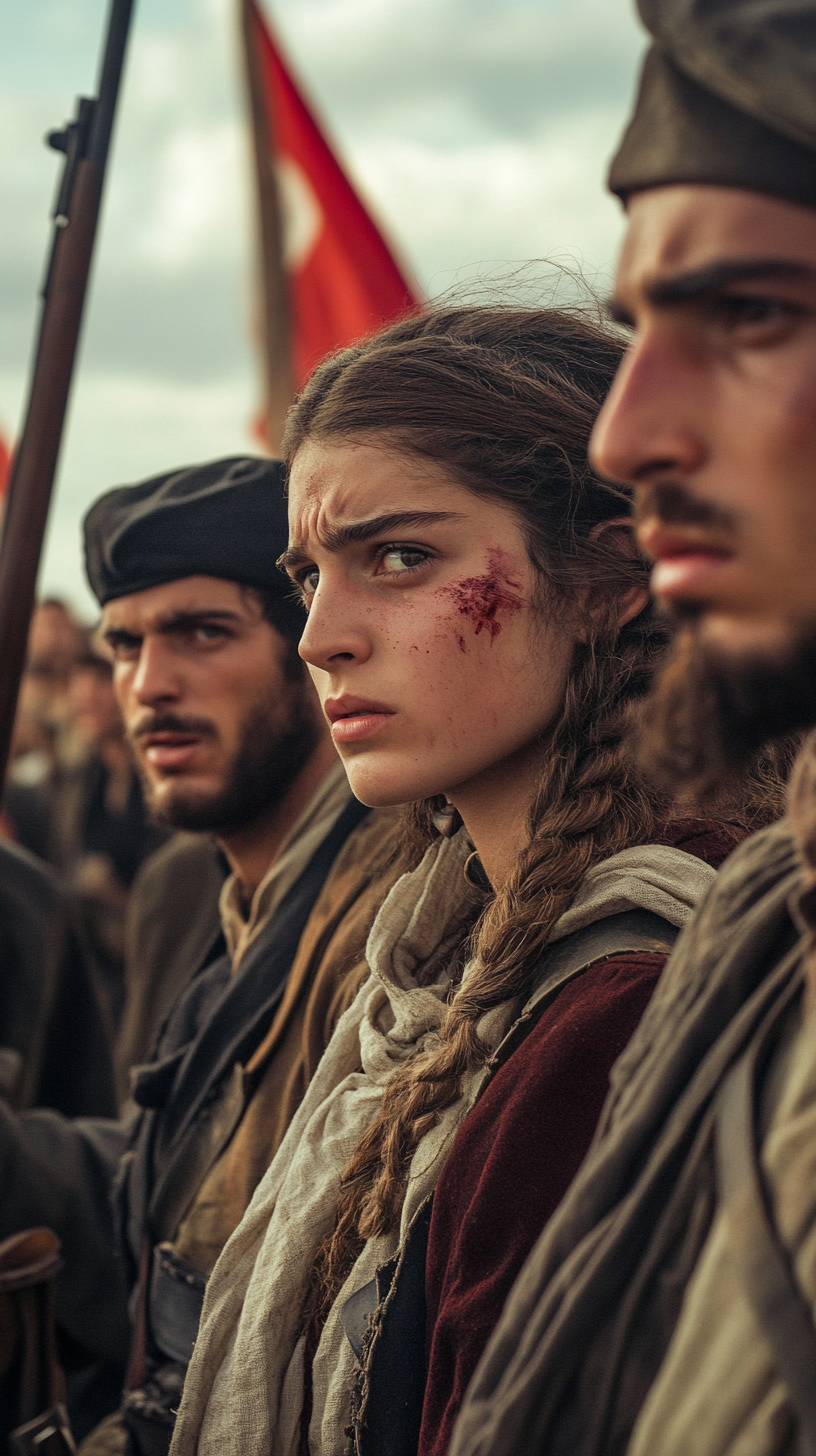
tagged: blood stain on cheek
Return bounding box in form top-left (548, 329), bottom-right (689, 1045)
top-left (439, 549), bottom-right (524, 647)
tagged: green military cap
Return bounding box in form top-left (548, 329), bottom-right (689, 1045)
top-left (609, 0), bottom-right (816, 209)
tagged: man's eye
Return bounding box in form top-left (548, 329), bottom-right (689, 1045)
top-left (193, 625), bottom-right (227, 643)
top-left (716, 294), bottom-right (798, 329)
top-left (378, 547), bottom-right (429, 575)
top-left (107, 636), bottom-right (140, 660)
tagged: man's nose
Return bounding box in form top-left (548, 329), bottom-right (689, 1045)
top-left (590, 330), bottom-right (707, 488)
top-left (129, 637), bottom-right (183, 706)
top-left (298, 583), bottom-right (373, 673)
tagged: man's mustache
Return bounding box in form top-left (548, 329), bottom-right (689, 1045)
top-left (130, 712), bottom-right (218, 741)
top-left (633, 480), bottom-right (739, 537)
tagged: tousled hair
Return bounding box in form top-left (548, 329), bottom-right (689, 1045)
top-left (279, 307), bottom-right (774, 1330)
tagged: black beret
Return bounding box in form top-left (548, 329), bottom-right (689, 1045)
top-left (84, 456), bottom-right (303, 633)
top-left (609, 0), bottom-right (816, 209)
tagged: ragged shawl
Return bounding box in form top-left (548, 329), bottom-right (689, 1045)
top-left (170, 828), bottom-right (716, 1456)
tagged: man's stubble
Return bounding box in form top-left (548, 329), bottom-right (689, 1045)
top-left (638, 611), bottom-right (816, 805)
top-left (137, 683), bottom-right (322, 835)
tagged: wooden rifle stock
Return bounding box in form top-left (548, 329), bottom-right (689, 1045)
top-left (0, 0), bottom-right (135, 782)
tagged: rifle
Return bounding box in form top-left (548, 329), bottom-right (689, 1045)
top-left (0, 0), bottom-right (136, 782)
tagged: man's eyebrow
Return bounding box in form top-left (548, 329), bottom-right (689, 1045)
top-left (279, 510), bottom-right (463, 571)
top-left (607, 259), bottom-right (814, 322)
top-left (104, 609), bottom-right (242, 639)
top-left (653, 258), bottom-right (812, 308)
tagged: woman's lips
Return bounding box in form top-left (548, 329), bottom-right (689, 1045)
top-left (330, 712), bottom-right (395, 744)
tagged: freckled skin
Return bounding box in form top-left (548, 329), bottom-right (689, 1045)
top-left (286, 439), bottom-right (579, 812)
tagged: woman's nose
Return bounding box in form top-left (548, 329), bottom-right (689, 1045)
top-left (298, 584), bottom-right (373, 672)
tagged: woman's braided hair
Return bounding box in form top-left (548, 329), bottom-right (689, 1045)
top-left (282, 305), bottom-right (671, 1321)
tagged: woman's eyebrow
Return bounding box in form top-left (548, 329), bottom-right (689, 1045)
top-left (279, 510), bottom-right (463, 571)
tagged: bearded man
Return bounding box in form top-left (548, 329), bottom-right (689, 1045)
top-left (0, 457), bottom-right (400, 1455)
top-left (446, 7), bottom-right (816, 1456)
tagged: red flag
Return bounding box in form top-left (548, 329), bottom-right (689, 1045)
top-left (241, 0), bottom-right (421, 449)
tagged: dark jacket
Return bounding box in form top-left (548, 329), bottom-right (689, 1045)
top-left (0, 838), bottom-right (115, 1117)
top-left (0, 797), bottom-right (401, 1452)
top-left (115, 836), bottom-right (227, 1106)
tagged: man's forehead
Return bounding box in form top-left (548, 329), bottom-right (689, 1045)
top-left (101, 574), bottom-right (249, 628)
top-left (615, 185), bottom-right (816, 300)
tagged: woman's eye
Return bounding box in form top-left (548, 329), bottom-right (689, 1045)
top-left (378, 547), bottom-right (429, 575)
top-left (299, 568), bottom-right (320, 599)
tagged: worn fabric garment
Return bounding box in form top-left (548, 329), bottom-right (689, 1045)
top-left (48, 753), bottom-right (170, 1034)
top-left (625, 997), bottom-right (807, 1456)
top-left (172, 805), bottom-right (401, 1276)
top-left (623, 745), bottom-right (816, 1456)
top-left (449, 818), bottom-right (804, 1456)
top-left (0, 786), bottom-right (397, 1450)
top-left (219, 762), bottom-right (351, 971)
top-left (608, 1), bottom-right (816, 210)
top-left (0, 837), bottom-right (116, 1117)
top-left (170, 833), bottom-right (717, 1456)
top-left (115, 835), bottom-right (227, 1107)
top-left (420, 818), bottom-right (746, 1456)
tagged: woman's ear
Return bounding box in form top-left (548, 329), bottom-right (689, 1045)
top-left (584, 516), bottom-right (650, 631)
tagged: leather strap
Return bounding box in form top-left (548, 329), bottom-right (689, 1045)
top-left (716, 1030), bottom-right (816, 1456)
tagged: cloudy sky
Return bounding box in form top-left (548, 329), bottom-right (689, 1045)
top-left (0, 0), bottom-right (647, 617)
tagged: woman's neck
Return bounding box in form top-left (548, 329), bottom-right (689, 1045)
top-left (448, 743), bottom-right (542, 889)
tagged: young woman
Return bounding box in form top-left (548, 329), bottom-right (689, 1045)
top-left (170, 307), bottom-right (756, 1456)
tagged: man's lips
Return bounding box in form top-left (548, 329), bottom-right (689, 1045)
top-left (637, 519), bottom-right (735, 601)
top-left (139, 732), bottom-right (203, 772)
top-left (324, 696), bottom-right (396, 745)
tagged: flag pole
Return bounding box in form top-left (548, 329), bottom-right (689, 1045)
top-left (240, 0), bottom-right (293, 454)
top-left (0, 0), bottom-right (136, 783)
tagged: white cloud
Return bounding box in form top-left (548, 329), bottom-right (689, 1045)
top-left (38, 371), bottom-right (260, 616)
top-left (136, 122), bottom-right (247, 269)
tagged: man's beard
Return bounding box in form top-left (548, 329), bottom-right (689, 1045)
top-left (139, 690), bottom-right (321, 835)
top-left (638, 612), bottom-right (816, 804)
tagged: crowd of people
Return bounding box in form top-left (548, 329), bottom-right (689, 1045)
top-left (2, 598), bottom-right (168, 1041)
top-left (2, 0), bottom-right (816, 1454)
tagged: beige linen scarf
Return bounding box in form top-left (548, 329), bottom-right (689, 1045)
top-left (170, 830), bottom-right (716, 1456)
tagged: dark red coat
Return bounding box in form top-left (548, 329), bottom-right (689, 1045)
top-left (418, 821), bottom-right (746, 1456)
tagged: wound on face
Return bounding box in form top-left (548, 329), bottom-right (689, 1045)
top-left (440, 549), bottom-right (523, 646)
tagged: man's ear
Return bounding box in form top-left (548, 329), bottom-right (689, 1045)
top-left (584, 516), bottom-right (650, 630)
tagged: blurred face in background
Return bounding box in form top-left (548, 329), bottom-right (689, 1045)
top-left (68, 662), bottom-right (124, 747)
top-left (28, 600), bottom-right (82, 678)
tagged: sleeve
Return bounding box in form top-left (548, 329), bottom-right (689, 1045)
top-left (0, 1104), bottom-right (133, 1362)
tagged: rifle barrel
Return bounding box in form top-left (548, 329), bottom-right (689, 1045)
top-left (0, 0), bottom-right (136, 782)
